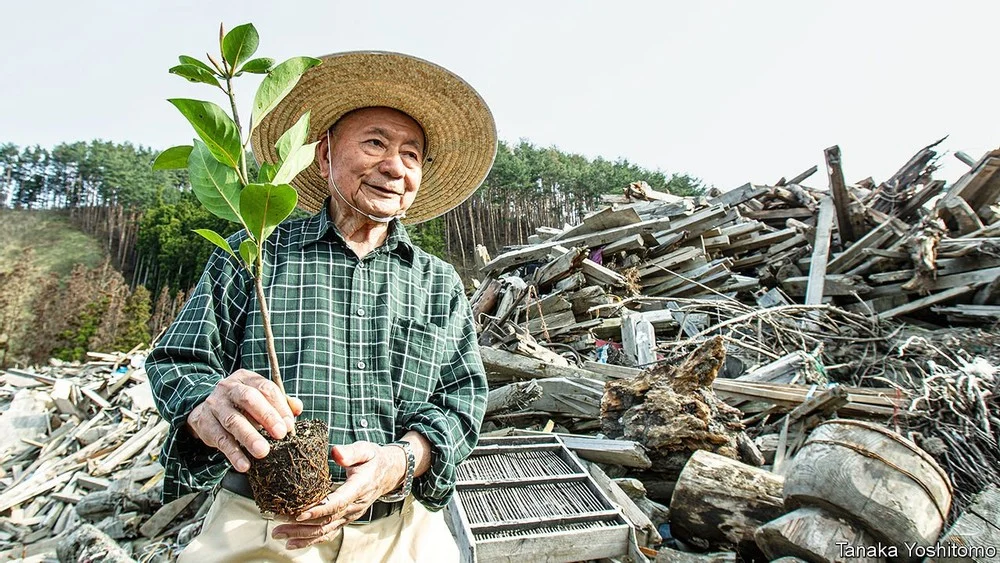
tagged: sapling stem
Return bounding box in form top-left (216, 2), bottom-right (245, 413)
top-left (253, 249), bottom-right (293, 435)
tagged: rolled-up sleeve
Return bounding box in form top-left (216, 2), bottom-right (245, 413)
top-left (397, 279), bottom-right (487, 510)
top-left (146, 245), bottom-right (251, 501)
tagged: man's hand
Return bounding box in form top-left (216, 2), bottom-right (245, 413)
top-left (270, 441), bottom-right (407, 550)
top-left (186, 369), bottom-right (303, 472)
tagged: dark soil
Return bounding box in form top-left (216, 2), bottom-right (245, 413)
top-left (247, 418), bottom-right (331, 516)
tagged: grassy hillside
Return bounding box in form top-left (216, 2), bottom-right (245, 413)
top-left (0, 209), bottom-right (106, 277)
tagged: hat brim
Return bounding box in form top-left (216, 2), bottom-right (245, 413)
top-left (250, 51), bottom-right (497, 225)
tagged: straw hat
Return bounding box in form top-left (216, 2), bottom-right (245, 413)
top-left (250, 51), bottom-right (497, 225)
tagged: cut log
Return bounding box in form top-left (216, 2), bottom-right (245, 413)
top-left (783, 420), bottom-right (952, 558)
top-left (669, 450), bottom-right (785, 550)
top-left (755, 506), bottom-right (883, 563)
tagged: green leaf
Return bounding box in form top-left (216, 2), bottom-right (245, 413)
top-left (239, 57), bottom-right (274, 74)
top-left (222, 23), bottom-right (259, 73)
top-left (239, 238), bottom-right (258, 269)
top-left (189, 140), bottom-right (243, 224)
top-left (169, 64), bottom-right (221, 88)
top-left (258, 162), bottom-right (278, 183)
top-left (251, 57), bottom-right (322, 131)
top-left (179, 55), bottom-right (217, 76)
top-left (168, 99), bottom-right (242, 170)
top-left (151, 145), bottom-right (193, 170)
top-left (240, 183), bottom-right (298, 242)
top-left (193, 228), bottom-right (236, 258)
top-left (275, 112), bottom-right (311, 161)
top-left (273, 141), bottom-right (319, 184)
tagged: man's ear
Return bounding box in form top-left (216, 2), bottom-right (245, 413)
top-left (316, 135), bottom-right (330, 178)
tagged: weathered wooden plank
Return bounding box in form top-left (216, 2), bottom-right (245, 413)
top-left (805, 197), bottom-right (835, 306)
top-left (825, 145), bottom-right (857, 243)
top-left (480, 346), bottom-right (609, 384)
top-left (484, 216), bottom-right (677, 273)
top-left (826, 220), bottom-right (898, 274)
top-left (622, 310), bottom-right (656, 366)
top-left (708, 183), bottom-right (768, 208)
top-left (783, 274), bottom-right (871, 297)
top-left (877, 284), bottom-right (981, 321)
top-left (788, 165), bottom-right (819, 185)
top-left (936, 485), bottom-right (1000, 562)
top-left (550, 205), bottom-right (642, 242)
top-left (534, 247), bottom-right (586, 289)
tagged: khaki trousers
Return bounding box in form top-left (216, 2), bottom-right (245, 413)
top-left (178, 489), bottom-right (459, 562)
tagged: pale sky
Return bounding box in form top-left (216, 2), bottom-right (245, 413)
top-left (2, 0), bottom-right (998, 192)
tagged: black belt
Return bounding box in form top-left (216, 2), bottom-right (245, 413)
top-left (219, 470), bottom-right (404, 524)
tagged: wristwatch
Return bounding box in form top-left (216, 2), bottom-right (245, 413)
top-left (379, 440), bottom-right (415, 502)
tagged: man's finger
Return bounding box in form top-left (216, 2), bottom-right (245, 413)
top-left (228, 383), bottom-right (290, 441)
top-left (282, 520), bottom-right (347, 550)
top-left (244, 376), bottom-right (296, 433)
top-left (330, 442), bottom-right (379, 468)
top-left (209, 400), bottom-right (270, 459)
top-left (287, 396), bottom-right (304, 417)
top-left (190, 408), bottom-right (252, 472)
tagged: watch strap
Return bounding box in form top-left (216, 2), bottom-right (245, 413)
top-left (379, 440), bottom-right (414, 502)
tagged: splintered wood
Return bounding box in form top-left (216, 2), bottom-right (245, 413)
top-left (0, 351), bottom-right (207, 562)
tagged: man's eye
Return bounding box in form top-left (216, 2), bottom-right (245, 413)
top-left (365, 139), bottom-right (385, 148)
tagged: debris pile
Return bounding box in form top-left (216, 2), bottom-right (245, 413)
top-left (1, 140), bottom-right (999, 561)
top-left (469, 140), bottom-right (1000, 560)
top-left (0, 351), bottom-right (206, 562)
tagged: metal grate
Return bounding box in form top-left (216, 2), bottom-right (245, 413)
top-left (461, 481), bottom-right (606, 524)
top-left (457, 449), bottom-right (575, 481)
top-left (474, 518), bottom-right (620, 541)
top-left (447, 436), bottom-right (631, 562)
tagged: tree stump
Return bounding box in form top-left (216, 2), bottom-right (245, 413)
top-left (602, 336), bottom-right (748, 478)
top-left (669, 450), bottom-right (785, 550)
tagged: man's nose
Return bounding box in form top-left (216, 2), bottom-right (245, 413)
top-left (378, 150), bottom-right (407, 178)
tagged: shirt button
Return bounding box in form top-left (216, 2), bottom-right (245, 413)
top-left (357, 361), bottom-right (366, 369)
top-left (357, 262), bottom-right (366, 269)
top-left (359, 418), bottom-right (369, 428)
top-left (356, 308), bottom-right (366, 317)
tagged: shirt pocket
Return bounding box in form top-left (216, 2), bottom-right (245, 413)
top-left (388, 318), bottom-right (445, 405)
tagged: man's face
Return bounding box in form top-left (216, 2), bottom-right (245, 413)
top-left (318, 107), bottom-right (425, 221)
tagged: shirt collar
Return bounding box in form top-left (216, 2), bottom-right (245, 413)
top-left (293, 197), bottom-right (415, 263)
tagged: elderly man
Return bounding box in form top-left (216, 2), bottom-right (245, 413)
top-left (146, 51), bottom-right (496, 562)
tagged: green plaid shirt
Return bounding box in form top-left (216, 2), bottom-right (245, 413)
top-left (146, 202), bottom-right (487, 510)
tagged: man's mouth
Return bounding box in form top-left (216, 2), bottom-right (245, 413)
top-left (363, 183), bottom-right (401, 197)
